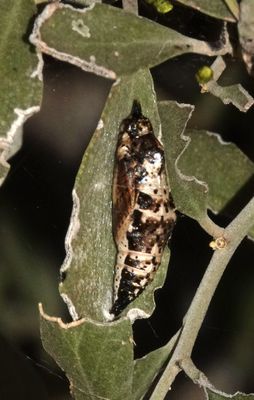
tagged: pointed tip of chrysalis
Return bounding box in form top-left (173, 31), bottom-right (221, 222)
top-left (109, 299), bottom-right (126, 318)
top-left (131, 100), bottom-right (142, 119)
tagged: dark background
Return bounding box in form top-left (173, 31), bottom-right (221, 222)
top-left (0, 1), bottom-right (254, 399)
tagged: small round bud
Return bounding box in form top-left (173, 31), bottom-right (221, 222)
top-left (196, 66), bottom-right (214, 84)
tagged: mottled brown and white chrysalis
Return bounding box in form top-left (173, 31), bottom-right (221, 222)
top-left (110, 100), bottom-right (176, 317)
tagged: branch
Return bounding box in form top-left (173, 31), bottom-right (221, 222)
top-left (150, 196), bottom-right (254, 400)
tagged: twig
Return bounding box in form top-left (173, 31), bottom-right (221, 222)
top-left (198, 214), bottom-right (224, 239)
top-left (180, 358), bottom-right (213, 389)
top-left (150, 196), bottom-right (254, 400)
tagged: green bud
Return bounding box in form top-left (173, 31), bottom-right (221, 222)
top-left (196, 66), bottom-right (213, 84)
top-left (146, 0), bottom-right (173, 13)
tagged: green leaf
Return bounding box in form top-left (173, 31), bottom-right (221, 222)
top-left (132, 331), bottom-right (180, 400)
top-left (158, 101), bottom-right (208, 222)
top-left (0, 0), bottom-right (42, 184)
top-left (206, 388), bottom-right (254, 400)
top-left (60, 69), bottom-right (170, 323)
top-left (175, 0), bottom-right (236, 21)
top-left (199, 57), bottom-right (254, 112)
top-left (40, 306), bottom-right (134, 400)
top-left (159, 102), bottom-right (254, 239)
top-left (181, 130), bottom-right (254, 237)
top-left (40, 309), bottom-right (180, 400)
top-left (31, 2), bottom-right (231, 79)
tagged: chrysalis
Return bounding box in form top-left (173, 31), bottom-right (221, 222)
top-left (110, 101), bottom-right (176, 317)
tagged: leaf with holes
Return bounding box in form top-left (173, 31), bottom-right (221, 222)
top-left (199, 57), bottom-right (254, 112)
top-left (159, 101), bottom-right (254, 238)
top-left (31, 2), bottom-right (232, 79)
top-left (0, 0), bottom-right (42, 184)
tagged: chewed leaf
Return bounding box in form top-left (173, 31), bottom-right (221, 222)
top-left (31, 2), bottom-right (232, 79)
top-left (158, 101), bottom-right (209, 222)
top-left (199, 57), bottom-right (254, 112)
top-left (205, 387), bottom-right (254, 400)
top-left (159, 102), bottom-right (254, 238)
top-left (40, 305), bottom-right (133, 400)
top-left (181, 129), bottom-right (254, 239)
top-left (182, 130), bottom-right (254, 212)
top-left (205, 82), bottom-right (254, 112)
top-left (132, 331), bottom-right (180, 400)
top-left (175, 0), bottom-right (236, 21)
top-left (60, 69), bottom-right (170, 323)
top-left (0, 0), bottom-right (42, 184)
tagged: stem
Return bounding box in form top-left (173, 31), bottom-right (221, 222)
top-left (150, 196), bottom-right (254, 400)
top-left (180, 359), bottom-right (214, 389)
top-left (198, 214), bottom-right (224, 238)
